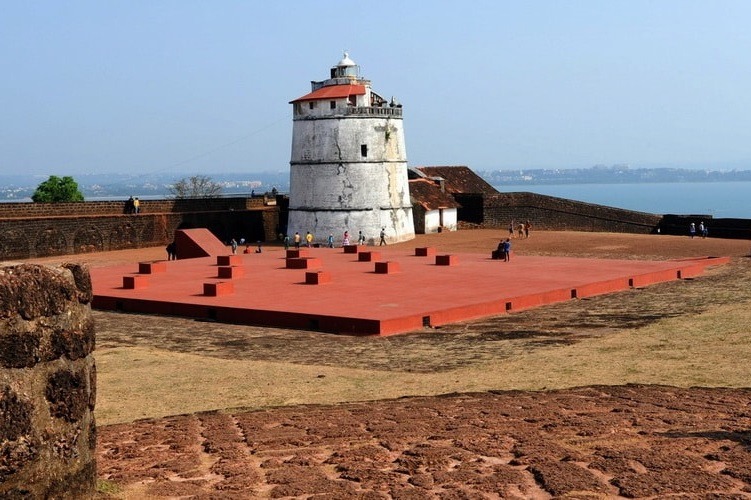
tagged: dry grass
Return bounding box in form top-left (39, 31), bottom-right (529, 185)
top-left (81, 230), bottom-right (751, 425)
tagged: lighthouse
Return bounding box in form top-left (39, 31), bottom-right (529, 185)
top-left (287, 53), bottom-right (415, 245)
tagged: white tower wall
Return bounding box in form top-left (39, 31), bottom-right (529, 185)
top-left (287, 55), bottom-right (415, 245)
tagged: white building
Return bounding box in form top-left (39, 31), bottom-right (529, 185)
top-left (287, 53), bottom-right (415, 245)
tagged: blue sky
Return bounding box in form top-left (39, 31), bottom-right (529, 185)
top-left (2, 1), bottom-right (750, 177)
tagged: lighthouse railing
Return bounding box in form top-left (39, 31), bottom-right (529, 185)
top-left (344, 106), bottom-right (402, 117)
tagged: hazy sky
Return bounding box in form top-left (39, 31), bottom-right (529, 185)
top-left (2, 1), bottom-right (750, 178)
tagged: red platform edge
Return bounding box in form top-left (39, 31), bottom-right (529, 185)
top-left (92, 253), bottom-right (729, 336)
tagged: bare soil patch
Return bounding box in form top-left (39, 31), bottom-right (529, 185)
top-left (24, 230), bottom-right (751, 498)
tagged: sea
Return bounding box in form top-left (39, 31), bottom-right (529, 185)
top-left (494, 181), bottom-right (751, 219)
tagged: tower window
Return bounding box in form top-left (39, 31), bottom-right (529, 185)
top-left (361, 144), bottom-right (368, 157)
top-left (309, 102), bottom-right (317, 110)
top-left (330, 101), bottom-right (336, 109)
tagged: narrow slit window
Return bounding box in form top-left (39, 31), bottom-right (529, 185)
top-left (361, 144), bottom-right (368, 157)
top-left (330, 101), bottom-right (336, 109)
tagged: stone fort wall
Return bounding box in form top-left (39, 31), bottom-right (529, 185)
top-left (0, 263), bottom-right (96, 498)
top-left (0, 197), bottom-right (280, 261)
top-left (480, 192), bottom-right (662, 233)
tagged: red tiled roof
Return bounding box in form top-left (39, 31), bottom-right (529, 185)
top-left (290, 84), bottom-right (366, 103)
top-left (414, 166), bottom-right (498, 195)
top-left (409, 179), bottom-right (462, 211)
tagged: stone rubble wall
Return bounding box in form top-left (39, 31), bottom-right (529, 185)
top-left (0, 263), bottom-right (96, 499)
top-left (0, 198), bottom-right (280, 261)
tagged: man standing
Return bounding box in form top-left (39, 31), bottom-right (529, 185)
top-left (293, 232), bottom-right (301, 248)
top-left (503, 238), bottom-right (511, 262)
top-left (358, 231), bottom-right (366, 245)
top-left (379, 227), bottom-right (387, 246)
top-left (305, 231), bottom-right (313, 247)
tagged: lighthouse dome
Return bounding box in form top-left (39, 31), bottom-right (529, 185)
top-left (337, 51), bottom-right (356, 67)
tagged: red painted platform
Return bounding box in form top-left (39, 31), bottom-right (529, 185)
top-left (90, 248), bottom-right (729, 336)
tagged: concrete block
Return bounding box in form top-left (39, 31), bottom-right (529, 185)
top-left (375, 261), bottom-right (401, 274)
top-left (415, 247), bottom-right (436, 257)
top-left (343, 245), bottom-right (365, 254)
top-left (358, 251), bottom-right (382, 262)
top-left (217, 255), bottom-right (242, 266)
top-left (138, 261), bottom-right (167, 274)
top-left (305, 271), bottom-right (332, 284)
top-left (218, 266), bottom-right (245, 279)
top-left (123, 275), bottom-right (149, 289)
top-left (203, 281), bottom-right (234, 296)
top-left (435, 254), bottom-right (459, 266)
top-left (286, 257), bottom-right (322, 269)
top-left (286, 249), bottom-right (310, 258)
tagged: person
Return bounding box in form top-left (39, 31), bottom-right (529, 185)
top-left (243, 245), bottom-right (251, 254)
top-left (305, 231), bottom-right (313, 247)
top-left (125, 196), bottom-right (135, 214)
top-left (293, 232), bottom-right (301, 249)
top-left (689, 222), bottom-right (696, 238)
top-left (230, 238), bottom-right (238, 254)
top-left (524, 220), bottom-right (531, 238)
top-left (503, 238), bottom-right (512, 262)
top-left (342, 231), bottom-right (350, 246)
top-left (133, 197), bottom-right (140, 214)
top-left (327, 234), bottom-right (334, 248)
top-left (239, 237), bottom-right (245, 245)
top-left (358, 230), bottom-right (366, 245)
top-left (508, 221), bottom-right (514, 238)
top-left (283, 234), bottom-right (290, 250)
top-left (379, 227), bottom-right (387, 246)
top-left (702, 223), bottom-right (709, 238)
top-left (492, 239), bottom-right (504, 260)
top-left (271, 187), bottom-right (278, 196)
top-left (517, 223), bottom-right (525, 239)
top-left (166, 241), bottom-right (177, 260)
top-left (255, 241), bottom-right (263, 253)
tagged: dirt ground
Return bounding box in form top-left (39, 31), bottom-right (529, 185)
top-left (22, 230), bottom-right (751, 498)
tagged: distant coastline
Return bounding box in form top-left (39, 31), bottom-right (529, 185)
top-left (495, 181), bottom-right (751, 219)
top-left (2, 166), bottom-right (751, 205)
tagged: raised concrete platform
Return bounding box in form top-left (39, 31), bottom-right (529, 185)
top-left (91, 248), bottom-right (729, 336)
top-left (174, 229), bottom-right (229, 259)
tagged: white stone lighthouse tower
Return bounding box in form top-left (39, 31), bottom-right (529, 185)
top-left (287, 53), bottom-right (415, 244)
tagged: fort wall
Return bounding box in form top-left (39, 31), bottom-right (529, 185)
top-left (0, 197), bottom-right (280, 261)
top-left (478, 192), bottom-right (662, 233)
top-left (0, 264), bottom-right (96, 498)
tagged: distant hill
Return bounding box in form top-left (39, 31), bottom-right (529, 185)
top-left (0, 171), bottom-right (291, 202)
top-left (2, 166), bottom-right (751, 202)
top-left (479, 165), bottom-right (751, 186)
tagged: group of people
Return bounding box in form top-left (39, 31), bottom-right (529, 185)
top-left (492, 238), bottom-right (512, 262)
top-left (284, 228), bottom-right (386, 249)
top-left (508, 220), bottom-right (532, 239)
top-left (124, 196), bottom-right (140, 214)
top-left (689, 221), bottom-right (709, 239)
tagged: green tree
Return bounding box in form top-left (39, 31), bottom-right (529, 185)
top-left (31, 175), bottom-right (85, 202)
top-left (168, 175), bottom-right (223, 199)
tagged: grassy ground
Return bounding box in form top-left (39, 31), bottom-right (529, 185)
top-left (68, 230), bottom-right (751, 425)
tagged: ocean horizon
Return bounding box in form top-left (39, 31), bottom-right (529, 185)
top-left (494, 181), bottom-right (751, 219)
